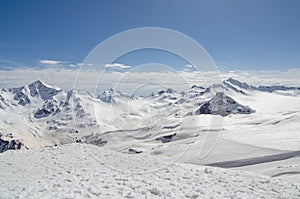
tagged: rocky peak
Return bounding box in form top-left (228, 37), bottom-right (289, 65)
top-left (195, 92), bottom-right (254, 116)
top-left (27, 80), bottom-right (61, 101)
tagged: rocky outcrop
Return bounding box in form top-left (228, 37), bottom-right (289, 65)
top-left (156, 133), bottom-right (177, 143)
top-left (34, 99), bottom-right (60, 119)
top-left (0, 136), bottom-right (22, 153)
top-left (195, 92), bottom-right (254, 116)
top-left (98, 88), bottom-right (135, 103)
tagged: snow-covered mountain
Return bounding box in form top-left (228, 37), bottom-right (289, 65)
top-left (1, 78), bottom-right (300, 197)
top-left (0, 81), bottom-right (103, 149)
top-left (195, 92), bottom-right (254, 116)
top-left (7, 80), bottom-right (61, 106)
top-left (224, 77), bottom-right (300, 94)
top-left (98, 88), bottom-right (137, 104)
top-left (0, 78), bottom-right (299, 150)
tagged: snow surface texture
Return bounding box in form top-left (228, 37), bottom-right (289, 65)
top-left (0, 143), bottom-right (299, 198)
top-left (0, 78), bottom-right (300, 197)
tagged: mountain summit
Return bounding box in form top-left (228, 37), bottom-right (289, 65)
top-left (6, 80), bottom-right (61, 106)
top-left (195, 92), bottom-right (254, 116)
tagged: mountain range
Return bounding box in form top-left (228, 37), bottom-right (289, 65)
top-left (1, 77), bottom-right (300, 190)
top-left (1, 78), bottom-right (299, 151)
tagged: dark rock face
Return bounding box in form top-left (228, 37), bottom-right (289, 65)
top-left (28, 80), bottom-right (60, 101)
top-left (196, 102), bottom-right (211, 114)
top-left (158, 88), bottom-right (175, 95)
top-left (34, 99), bottom-right (59, 119)
top-left (98, 88), bottom-right (115, 103)
top-left (34, 108), bottom-right (52, 118)
top-left (0, 137), bottom-right (22, 153)
top-left (156, 133), bottom-right (177, 143)
top-left (191, 85), bottom-right (205, 90)
top-left (128, 148), bottom-right (143, 154)
top-left (13, 91), bottom-right (31, 106)
top-left (195, 92), bottom-right (254, 116)
top-left (8, 80), bottom-right (61, 106)
top-left (82, 134), bottom-right (108, 147)
top-left (98, 88), bottom-right (135, 103)
top-left (258, 85), bottom-right (300, 92)
top-left (0, 139), bottom-right (9, 152)
top-left (0, 93), bottom-right (10, 109)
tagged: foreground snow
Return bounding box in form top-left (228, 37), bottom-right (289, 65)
top-left (0, 143), bottom-right (299, 198)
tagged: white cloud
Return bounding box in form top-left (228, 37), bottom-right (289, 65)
top-left (39, 60), bottom-right (94, 68)
top-left (69, 64), bottom-right (77, 67)
top-left (104, 63), bottom-right (132, 69)
top-left (182, 64), bottom-right (196, 72)
top-left (75, 63), bottom-right (93, 67)
top-left (185, 64), bottom-right (193, 68)
top-left (38, 59), bottom-right (63, 65)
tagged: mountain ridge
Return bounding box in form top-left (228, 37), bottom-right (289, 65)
top-left (0, 78), bottom-right (299, 152)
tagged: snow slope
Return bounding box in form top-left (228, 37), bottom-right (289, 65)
top-left (0, 143), bottom-right (299, 198)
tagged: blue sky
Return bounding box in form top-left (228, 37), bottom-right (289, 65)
top-left (0, 0), bottom-right (300, 71)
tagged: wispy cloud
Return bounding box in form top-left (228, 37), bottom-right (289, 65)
top-left (0, 59), bottom-right (28, 70)
top-left (185, 64), bottom-right (193, 68)
top-left (38, 59), bottom-right (63, 65)
top-left (69, 64), bottom-right (77, 67)
top-left (182, 64), bottom-right (196, 72)
top-left (38, 60), bottom-right (96, 69)
top-left (69, 63), bottom-right (93, 67)
top-left (104, 63), bottom-right (132, 69)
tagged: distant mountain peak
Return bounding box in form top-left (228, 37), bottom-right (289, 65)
top-left (98, 88), bottom-right (135, 103)
top-left (191, 85), bottom-right (205, 90)
top-left (27, 80), bottom-right (61, 101)
top-left (28, 80), bottom-right (61, 91)
top-left (158, 88), bottom-right (176, 95)
top-left (224, 78), bottom-right (255, 90)
top-left (5, 80), bottom-right (62, 106)
top-left (195, 92), bottom-right (254, 116)
top-left (30, 79), bottom-right (46, 86)
top-left (224, 78), bottom-right (300, 93)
